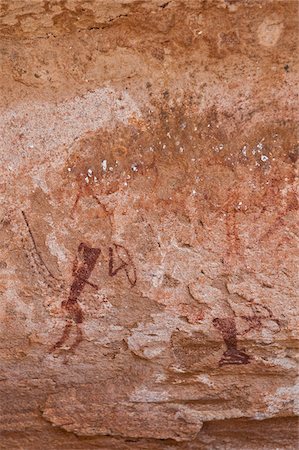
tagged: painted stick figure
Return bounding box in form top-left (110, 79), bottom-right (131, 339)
top-left (52, 242), bottom-right (101, 352)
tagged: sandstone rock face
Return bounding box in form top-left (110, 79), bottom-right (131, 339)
top-left (0, 1), bottom-right (298, 449)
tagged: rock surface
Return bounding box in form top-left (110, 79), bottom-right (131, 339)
top-left (0, 1), bottom-right (298, 449)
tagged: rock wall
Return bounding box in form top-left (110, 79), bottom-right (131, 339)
top-left (0, 1), bottom-right (298, 449)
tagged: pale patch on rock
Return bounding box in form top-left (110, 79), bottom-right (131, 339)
top-left (265, 383), bottom-right (299, 417)
top-left (127, 313), bottom-right (194, 360)
top-left (130, 387), bottom-right (170, 403)
top-left (258, 17), bottom-right (284, 47)
top-left (267, 357), bottom-right (297, 370)
top-left (30, 166), bottom-right (49, 193)
top-left (0, 88), bottom-right (140, 171)
top-left (195, 374), bottom-right (215, 387)
top-left (46, 232), bottom-right (68, 263)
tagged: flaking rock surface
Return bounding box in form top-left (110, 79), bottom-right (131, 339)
top-left (0, 1), bottom-right (298, 449)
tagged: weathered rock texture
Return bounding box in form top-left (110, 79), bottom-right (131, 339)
top-left (0, 1), bottom-right (298, 449)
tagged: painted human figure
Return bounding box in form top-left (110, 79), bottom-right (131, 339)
top-left (212, 303), bottom-right (280, 366)
top-left (52, 242), bottom-right (101, 352)
top-left (213, 317), bottom-right (250, 366)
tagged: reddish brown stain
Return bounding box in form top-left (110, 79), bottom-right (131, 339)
top-left (223, 190), bottom-right (244, 263)
top-left (108, 243), bottom-right (137, 287)
top-left (52, 242), bottom-right (101, 352)
top-left (213, 317), bottom-right (251, 366)
top-left (225, 208), bottom-right (239, 259)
